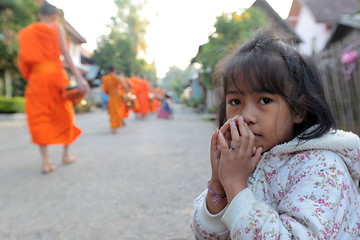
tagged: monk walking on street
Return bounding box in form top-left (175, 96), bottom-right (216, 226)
top-left (101, 66), bottom-right (127, 134)
top-left (17, 1), bottom-right (89, 174)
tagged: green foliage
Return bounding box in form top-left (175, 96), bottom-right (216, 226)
top-left (136, 59), bottom-right (157, 83)
top-left (161, 65), bottom-right (197, 98)
top-left (113, 0), bottom-right (148, 53)
top-left (11, 74), bottom-right (26, 96)
top-left (0, 96), bottom-right (25, 113)
top-left (0, 0), bottom-right (38, 96)
top-left (0, 0), bottom-right (38, 71)
top-left (193, 8), bottom-right (269, 89)
top-left (92, 0), bottom-right (156, 80)
top-left (186, 99), bottom-right (201, 108)
top-left (92, 32), bottom-right (137, 76)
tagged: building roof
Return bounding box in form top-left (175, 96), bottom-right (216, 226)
top-left (64, 21), bottom-right (87, 44)
top-left (191, 0), bottom-right (302, 64)
top-left (251, 0), bottom-right (302, 43)
top-left (302, 0), bottom-right (360, 24)
top-left (287, 0), bottom-right (301, 27)
top-left (325, 14), bottom-right (360, 47)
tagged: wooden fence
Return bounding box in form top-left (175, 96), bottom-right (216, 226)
top-left (315, 31), bottom-right (360, 135)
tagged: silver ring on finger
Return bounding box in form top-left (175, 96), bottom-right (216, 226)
top-left (230, 146), bottom-right (240, 151)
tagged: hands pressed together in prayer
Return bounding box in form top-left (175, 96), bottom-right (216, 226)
top-left (208, 116), bottom-right (263, 210)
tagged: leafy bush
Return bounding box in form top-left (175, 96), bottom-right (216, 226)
top-left (186, 99), bottom-right (199, 108)
top-left (0, 96), bottom-right (25, 113)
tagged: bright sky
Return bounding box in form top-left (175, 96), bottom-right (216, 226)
top-left (49, 0), bottom-right (293, 78)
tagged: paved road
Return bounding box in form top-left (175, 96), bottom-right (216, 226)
top-left (0, 104), bottom-right (216, 240)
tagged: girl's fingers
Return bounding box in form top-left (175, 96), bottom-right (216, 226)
top-left (237, 116), bottom-right (254, 152)
top-left (229, 119), bottom-right (240, 146)
top-left (252, 147), bottom-right (263, 168)
top-left (219, 120), bottom-right (230, 136)
top-left (210, 129), bottom-right (219, 152)
top-left (218, 131), bottom-right (230, 155)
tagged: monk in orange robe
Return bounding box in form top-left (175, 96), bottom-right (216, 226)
top-left (137, 77), bottom-right (150, 119)
top-left (118, 72), bottom-right (131, 119)
top-left (145, 78), bottom-right (156, 113)
top-left (17, 2), bottom-right (89, 174)
top-left (129, 75), bottom-right (142, 118)
top-left (101, 66), bottom-right (127, 133)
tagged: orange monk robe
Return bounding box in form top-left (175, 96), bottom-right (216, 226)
top-left (152, 87), bottom-right (164, 112)
top-left (101, 73), bottom-right (125, 129)
top-left (137, 79), bottom-right (150, 115)
top-left (120, 77), bottom-right (130, 118)
top-left (17, 22), bottom-right (81, 145)
top-left (146, 82), bottom-right (156, 112)
top-left (129, 76), bottom-right (142, 113)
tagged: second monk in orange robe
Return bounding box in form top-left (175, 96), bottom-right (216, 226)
top-left (101, 66), bottom-right (126, 133)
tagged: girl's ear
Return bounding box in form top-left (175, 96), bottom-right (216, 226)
top-left (293, 113), bottom-right (304, 124)
top-left (293, 95), bottom-right (307, 124)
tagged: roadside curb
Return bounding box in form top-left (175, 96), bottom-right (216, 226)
top-left (0, 113), bottom-right (26, 121)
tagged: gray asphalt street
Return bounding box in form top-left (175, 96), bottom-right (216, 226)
top-left (0, 104), bottom-right (216, 240)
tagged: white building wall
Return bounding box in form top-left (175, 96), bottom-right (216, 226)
top-left (69, 41), bottom-right (81, 66)
top-left (295, 5), bottom-right (331, 55)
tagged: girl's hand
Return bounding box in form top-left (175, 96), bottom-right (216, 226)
top-left (209, 120), bottom-right (233, 185)
top-left (210, 129), bottom-right (221, 182)
top-left (208, 129), bottom-right (227, 213)
top-left (218, 116), bottom-right (262, 202)
top-left (209, 129), bottom-right (226, 196)
top-left (218, 120), bottom-right (232, 148)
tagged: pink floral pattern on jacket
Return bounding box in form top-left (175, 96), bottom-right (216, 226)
top-left (191, 130), bottom-right (360, 239)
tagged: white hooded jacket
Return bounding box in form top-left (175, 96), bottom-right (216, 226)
top-left (192, 130), bottom-right (360, 239)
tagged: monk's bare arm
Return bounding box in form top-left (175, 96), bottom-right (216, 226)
top-left (119, 78), bottom-right (129, 92)
top-left (57, 24), bottom-right (89, 93)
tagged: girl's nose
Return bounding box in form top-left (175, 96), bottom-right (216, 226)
top-left (241, 106), bottom-right (256, 124)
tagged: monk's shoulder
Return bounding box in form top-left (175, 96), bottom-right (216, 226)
top-left (19, 22), bottom-right (52, 37)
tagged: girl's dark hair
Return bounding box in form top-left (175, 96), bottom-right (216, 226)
top-left (214, 31), bottom-right (335, 140)
top-left (39, 1), bottom-right (59, 16)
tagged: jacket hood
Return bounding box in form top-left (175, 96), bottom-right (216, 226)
top-left (271, 129), bottom-right (360, 181)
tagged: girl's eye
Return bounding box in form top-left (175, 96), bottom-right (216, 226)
top-left (259, 98), bottom-right (272, 105)
top-left (228, 99), bottom-right (241, 106)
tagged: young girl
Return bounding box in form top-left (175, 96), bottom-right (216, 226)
top-left (191, 32), bottom-right (360, 239)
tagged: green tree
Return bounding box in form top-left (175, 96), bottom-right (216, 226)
top-left (92, 31), bottom-right (137, 76)
top-left (192, 8), bottom-right (269, 89)
top-left (112, 0), bottom-right (148, 54)
top-left (161, 65), bottom-right (197, 98)
top-left (135, 59), bottom-right (157, 82)
top-left (0, 0), bottom-right (38, 96)
top-left (92, 0), bottom-right (156, 81)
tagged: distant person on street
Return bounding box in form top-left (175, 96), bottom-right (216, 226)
top-left (101, 66), bottom-right (127, 134)
top-left (191, 31), bottom-right (360, 239)
top-left (17, 1), bottom-right (89, 174)
top-left (100, 90), bottom-right (109, 112)
top-left (117, 71), bottom-right (130, 124)
top-left (129, 74), bottom-right (150, 119)
top-left (137, 76), bottom-right (151, 119)
top-left (157, 94), bottom-right (173, 119)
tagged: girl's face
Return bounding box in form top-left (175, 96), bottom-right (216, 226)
top-left (225, 83), bottom-right (303, 152)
